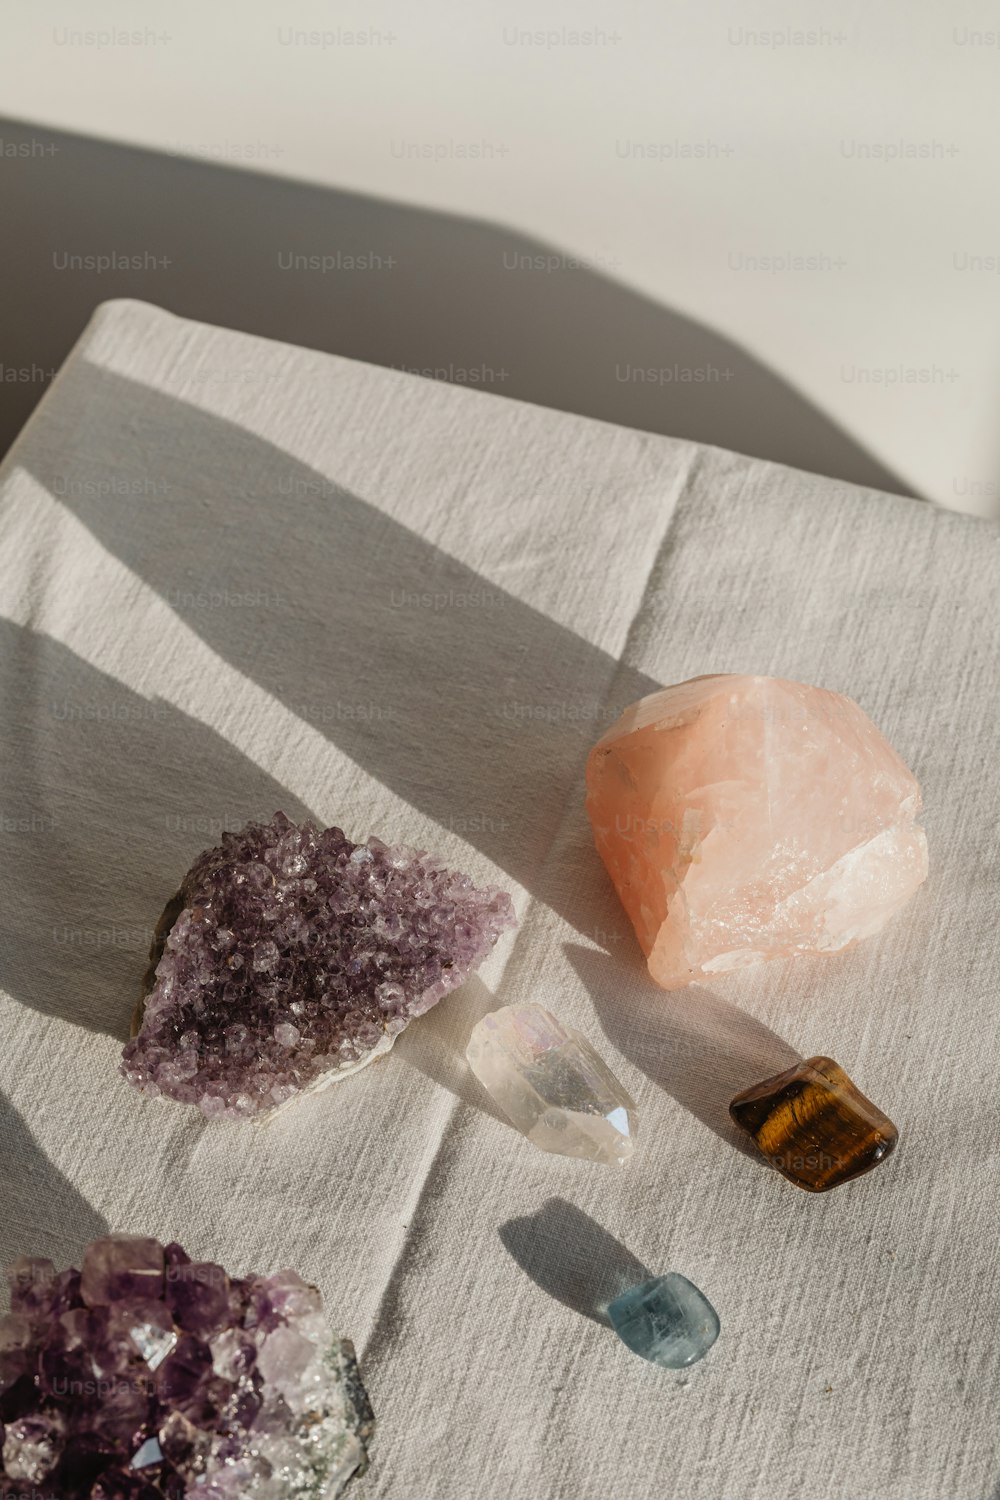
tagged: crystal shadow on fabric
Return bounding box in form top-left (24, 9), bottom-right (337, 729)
top-left (0, 1234), bottom-right (372, 1498)
top-left (16, 365), bottom-right (662, 954)
top-left (499, 1200), bottom-right (652, 1327)
top-left (0, 620), bottom-right (314, 1039)
top-left (0, 1091), bottom-right (109, 1277)
top-left (566, 943), bottom-right (802, 1164)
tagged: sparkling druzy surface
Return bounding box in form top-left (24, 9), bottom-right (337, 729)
top-left (585, 675), bottom-right (928, 989)
top-left (465, 1003), bottom-right (637, 1164)
top-left (0, 1234), bottom-right (373, 1499)
top-left (607, 1274), bottom-right (719, 1369)
top-left (122, 813), bottom-right (516, 1118)
top-left (729, 1055), bottom-right (899, 1191)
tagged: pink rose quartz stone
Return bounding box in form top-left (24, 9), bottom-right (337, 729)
top-left (585, 675), bottom-right (928, 990)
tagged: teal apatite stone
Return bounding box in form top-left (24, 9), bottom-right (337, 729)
top-left (607, 1273), bottom-right (719, 1369)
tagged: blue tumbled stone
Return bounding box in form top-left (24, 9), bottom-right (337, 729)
top-left (607, 1273), bottom-right (719, 1369)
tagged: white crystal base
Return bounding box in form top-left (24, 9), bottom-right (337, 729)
top-left (258, 1032), bottom-right (398, 1124)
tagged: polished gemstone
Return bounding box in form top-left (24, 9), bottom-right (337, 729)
top-left (122, 812), bottom-right (516, 1118)
top-left (586, 675), bottom-right (928, 989)
top-left (466, 1003), bottom-right (637, 1165)
top-left (729, 1055), bottom-right (898, 1191)
top-left (607, 1274), bottom-right (719, 1368)
top-left (0, 1233), bottom-right (374, 1497)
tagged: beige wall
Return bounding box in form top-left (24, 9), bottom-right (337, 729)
top-left (3, 0), bottom-right (999, 515)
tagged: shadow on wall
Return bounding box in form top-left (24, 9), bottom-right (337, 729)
top-left (0, 114), bottom-right (911, 495)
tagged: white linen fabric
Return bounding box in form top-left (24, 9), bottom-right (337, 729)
top-left (0, 300), bottom-right (997, 1500)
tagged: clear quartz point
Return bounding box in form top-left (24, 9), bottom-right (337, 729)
top-left (466, 1003), bottom-right (637, 1165)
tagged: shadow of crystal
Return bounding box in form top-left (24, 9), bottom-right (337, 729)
top-left (565, 941), bottom-right (802, 1164)
top-left (393, 974), bottom-right (511, 1127)
top-left (16, 365), bottom-right (660, 949)
top-left (0, 1089), bottom-right (109, 1283)
top-left (499, 1198), bottom-right (652, 1326)
top-left (0, 619), bottom-right (313, 1037)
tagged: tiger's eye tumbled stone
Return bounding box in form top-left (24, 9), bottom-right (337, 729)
top-left (607, 1274), bottom-right (719, 1369)
top-left (729, 1055), bottom-right (898, 1192)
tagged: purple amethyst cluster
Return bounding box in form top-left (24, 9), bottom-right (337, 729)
top-left (0, 1234), bottom-right (373, 1498)
top-left (122, 814), bottom-right (516, 1118)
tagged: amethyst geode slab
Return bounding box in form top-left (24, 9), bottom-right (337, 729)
top-left (0, 1234), bottom-right (373, 1498)
top-left (122, 814), bottom-right (516, 1119)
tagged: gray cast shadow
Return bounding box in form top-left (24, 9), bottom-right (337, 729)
top-left (0, 1090), bottom-right (109, 1285)
top-left (565, 942), bottom-right (802, 1162)
top-left (499, 1198), bottom-right (652, 1325)
top-left (17, 368), bottom-right (661, 939)
top-left (0, 619), bottom-right (313, 1036)
top-left (393, 973), bottom-right (510, 1126)
top-left (0, 114), bottom-right (913, 497)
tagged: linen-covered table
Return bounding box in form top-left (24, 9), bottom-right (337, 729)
top-left (1, 300), bottom-right (997, 1500)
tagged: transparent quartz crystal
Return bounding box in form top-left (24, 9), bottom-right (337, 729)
top-left (466, 1003), bottom-right (637, 1165)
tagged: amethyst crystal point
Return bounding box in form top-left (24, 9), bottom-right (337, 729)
top-left (122, 812), bottom-right (516, 1118)
top-left (0, 1234), bottom-right (373, 1499)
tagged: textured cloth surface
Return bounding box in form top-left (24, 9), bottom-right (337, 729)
top-left (0, 299), bottom-right (997, 1500)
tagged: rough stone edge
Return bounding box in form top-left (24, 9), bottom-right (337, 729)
top-left (338, 1336), bottom-right (376, 1476)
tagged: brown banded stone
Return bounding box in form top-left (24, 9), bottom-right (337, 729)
top-left (729, 1055), bottom-right (898, 1192)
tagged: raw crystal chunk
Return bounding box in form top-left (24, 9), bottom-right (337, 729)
top-left (0, 1233), bottom-right (373, 1498)
top-left (465, 1003), bottom-right (637, 1164)
top-left (586, 675), bottom-right (928, 990)
top-left (729, 1055), bottom-right (898, 1191)
top-left (80, 1233), bottom-right (165, 1306)
top-left (122, 813), bottom-right (516, 1118)
top-left (607, 1273), bottom-right (719, 1369)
